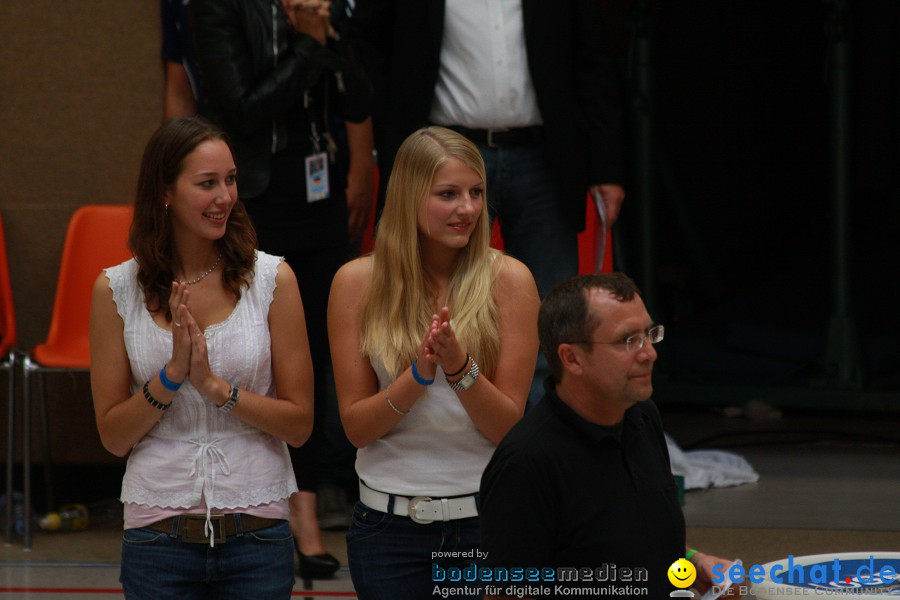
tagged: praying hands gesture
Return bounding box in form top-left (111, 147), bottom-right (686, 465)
top-left (167, 281), bottom-right (232, 407)
top-left (165, 282), bottom-right (192, 385)
top-left (413, 314), bottom-right (439, 383)
top-left (424, 307), bottom-right (469, 379)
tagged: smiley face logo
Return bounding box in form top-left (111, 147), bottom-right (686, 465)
top-left (668, 558), bottom-right (697, 588)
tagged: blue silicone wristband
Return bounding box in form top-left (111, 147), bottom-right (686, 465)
top-left (159, 366), bottom-right (182, 392)
top-left (411, 361), bottom-right (435, 386)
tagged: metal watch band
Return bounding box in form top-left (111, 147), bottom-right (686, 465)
top-left (218, 384), bottom-right (239, 412)
top-left (447, 358), bottom-right (479, 392)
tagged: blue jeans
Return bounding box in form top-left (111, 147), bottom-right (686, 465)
top-left (480, 143), bottom-right (579, 407)
top-left (120, 519), bottom-right (295, 600)
top-left (347, 501), bottom-right (482, 600)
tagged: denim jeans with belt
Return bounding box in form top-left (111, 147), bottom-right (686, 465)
top-left (347, 501), bottom-right (482, 600)
top-left (120, 519), bottom-right (294, 600)
top-left (481, 142), bottom-right (580, 407)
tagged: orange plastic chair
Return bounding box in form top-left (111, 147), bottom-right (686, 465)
top-left (0, 211), bottom-right (20, 544)
top-left (19, 204), bottom-right (133, 549)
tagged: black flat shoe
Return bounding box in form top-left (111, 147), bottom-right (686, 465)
top-left (298, 552), bottom-right (340, 579)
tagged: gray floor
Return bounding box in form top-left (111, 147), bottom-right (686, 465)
top-left (667, 403), bottom-right (900, 575)
top-left (2, 403), bottom-right (899, 598)
top-left (663, 404), bottom-right (900, 531)
top-left (683, 444), bottom-right (900, 531)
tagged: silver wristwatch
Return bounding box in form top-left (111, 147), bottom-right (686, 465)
top-left (447, 358), bottom-right (479, 392)
top-left (218, 383), bottom-right (239, 412)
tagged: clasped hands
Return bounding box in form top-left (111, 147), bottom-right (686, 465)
top-left (415, 307), bottom-right (468, 382)
top-left (166, 282), bottom-right (226, 402)
top-left (280, 0), bottom-right (333, 44)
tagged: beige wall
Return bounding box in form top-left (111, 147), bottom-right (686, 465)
top-left (1, 1), bottom-right (161, 463)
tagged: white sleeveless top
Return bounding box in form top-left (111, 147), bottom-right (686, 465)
top-left (106, 251), bottom-right (298, 513)
top-left (355, 357), bottom-right (496, 497)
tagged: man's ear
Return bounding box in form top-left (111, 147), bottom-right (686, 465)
top-left (557, 343), bottom-right (583, 377)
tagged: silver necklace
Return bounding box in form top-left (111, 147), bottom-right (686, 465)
top-left (182, 254), bottom-right (222, 285)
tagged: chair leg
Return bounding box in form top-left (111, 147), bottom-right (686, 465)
top-left (38, 371), bottom-right (54, 512)
top-left (22, 356), bottom-right (32, 550)
top-left (3, 353), bottom-right (16, 544)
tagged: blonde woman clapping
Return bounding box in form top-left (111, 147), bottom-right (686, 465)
top-left (328, 126), bottom-right (540, 600)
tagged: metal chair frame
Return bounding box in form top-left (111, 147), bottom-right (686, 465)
top-left (12, 205), bottom-right (132, 549)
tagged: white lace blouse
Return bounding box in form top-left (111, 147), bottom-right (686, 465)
top-left (105, 251), bottom-right (298, 517)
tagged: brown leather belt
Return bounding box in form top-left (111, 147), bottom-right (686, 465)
top-left (145, 513), bottom-right (282, 544)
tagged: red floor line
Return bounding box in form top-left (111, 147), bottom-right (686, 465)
top-left (0, 589), bottom-right (356, 598)
top-left (0, 590), bottom-right (123, 595)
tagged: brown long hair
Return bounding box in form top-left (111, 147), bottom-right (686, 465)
top-left (129, 116), bottom-right (257, 320)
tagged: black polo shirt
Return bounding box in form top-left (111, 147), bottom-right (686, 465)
top-left (479, 381), bottom-right (685, 598)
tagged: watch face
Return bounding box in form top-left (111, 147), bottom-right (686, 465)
top-left (450, 360), bottom-right (479, 391)
top-left (456, 373), bottom-right (475, 390)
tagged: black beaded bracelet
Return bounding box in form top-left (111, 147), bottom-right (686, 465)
top-left (143, 381), bottom-right (171, 411)
top-left (444, 354), bottom-right (470, 378)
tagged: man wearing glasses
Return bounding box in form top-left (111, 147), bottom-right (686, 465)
top-left (479, 273), bottom-right (725, 599)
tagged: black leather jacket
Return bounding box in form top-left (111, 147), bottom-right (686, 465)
top-left (191, 0), bottom-right (371, 199)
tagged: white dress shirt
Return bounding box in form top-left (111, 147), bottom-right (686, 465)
top-left (429, 0), bottom-right (542, 129)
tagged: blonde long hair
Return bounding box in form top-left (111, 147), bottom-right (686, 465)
top-left (360, 127), bottom-right (501, 378)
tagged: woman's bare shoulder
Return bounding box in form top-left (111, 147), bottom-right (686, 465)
top-left (492, 252), bottom-right (538, 293)
top-left (335, 255), bottom-right (373, 282)
top-left (331, 255), bottom-right (374, 299)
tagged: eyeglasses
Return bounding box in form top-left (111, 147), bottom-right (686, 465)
top-left (568, 324), bottom-right (665, 353)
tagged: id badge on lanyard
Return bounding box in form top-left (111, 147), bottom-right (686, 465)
top-left (306, 152), bottom-right (329, 202)
top-left (305, 99), bottom-right (330, 203)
